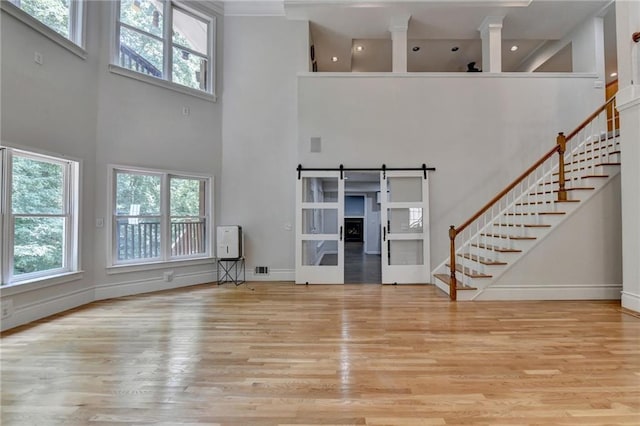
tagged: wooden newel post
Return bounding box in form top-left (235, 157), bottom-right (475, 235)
top-left (556, 132), bottom-right (567, 202)
top-left (449, 226), bottom-right (457, 301)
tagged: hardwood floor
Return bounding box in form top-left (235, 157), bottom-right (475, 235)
top-left (345, 242), bottom-right (381, 284)
top-left (1, 283), bottom-right (639, 425)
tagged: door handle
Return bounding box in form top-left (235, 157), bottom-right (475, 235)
top-left (383, 226), bottom-right (386, 242)
top-left (339, 226), bottom-right (343, 241)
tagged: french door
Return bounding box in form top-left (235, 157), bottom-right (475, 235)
top-left (295, 171), bottom-right (344, 284)
top-left (380, 171), bottom-right (430, 284)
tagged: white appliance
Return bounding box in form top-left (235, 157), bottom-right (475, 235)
top-left (217, 225), bottom-right (243, 259)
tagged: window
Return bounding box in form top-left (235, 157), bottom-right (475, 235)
top-left (111, 167), bottom-right (212, 266)
top-left (114, 0), bottom-right (215, 94)
top-left (4, 0), bottom-right (85, 49)
top-left (0, 147), bottom-right (79, 286)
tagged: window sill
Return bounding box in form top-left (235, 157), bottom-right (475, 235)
top-left (106, 257), bottom-right (216, 275)
top-left (0, 271), bottom-right (84, 297)
top-left (108, 65), bottom-right (217, 102)
top-left (1, 2), bottom-right (86, 60)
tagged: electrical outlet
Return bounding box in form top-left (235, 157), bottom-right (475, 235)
top-left (182, 106), bottom-right (190, 116)
top-left (1, 299), bottom-right (14, 319)
top-left (163, 271), bottom-right (174, 282)
top-left (34, 51), bottom-right (43, 65)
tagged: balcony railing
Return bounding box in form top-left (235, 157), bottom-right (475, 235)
top-left (116, 220), bottom-right (205, 261)
top-left (119, 44), bottom-right (162, 78)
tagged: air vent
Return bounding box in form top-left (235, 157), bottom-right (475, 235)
top-left (255, 266), bottom-right (269, 275)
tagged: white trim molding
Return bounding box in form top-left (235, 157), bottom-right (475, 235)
top-left (224, 1), bottom-right (285, 16)
top-left (0, 286), bottom-right (93, 332)
top-left (621, 291), bottom-right (640, 314)
top-left (95, 269), bottom-right (215, 300)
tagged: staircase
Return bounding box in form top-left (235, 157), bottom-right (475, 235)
top-left (432, 97), bottom-right (620, 301)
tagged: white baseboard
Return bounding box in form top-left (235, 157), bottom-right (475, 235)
top-left (621, 291), bottom-right (640, 313)
top-left (472, 283), bottom-right (622, 301)
top-left (1, 287), bottom-right (94, 332)
top-left (246, 269), bottom-right (295, 282)
top-left (95, 269), bottom-right (215, 300)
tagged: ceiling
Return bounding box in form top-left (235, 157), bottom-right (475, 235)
top-left (276, 0), bottom-right (617, 82)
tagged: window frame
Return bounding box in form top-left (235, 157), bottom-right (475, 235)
top-left (108, 165), bottom-right (214, 269)
top-left (110, 0), bottom-right (217, 101)
top-left (1, 0), bottom-right (86, 59)
top-left (0, 147), bottom-right (80, 287)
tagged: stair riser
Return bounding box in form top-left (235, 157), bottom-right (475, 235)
top-left (470, 246), bottom-right (522, 262)
top-left (568, 151), bottom-right (620, 167)
top-left (453, 273), bottom-right (491, 290)
top-left (527, 189), bottom-right (594, 203)
top-left (457, 257), bottom-right (505, 276)
top-left (502, 213), bottom-right (565, 227)
top-left (479, 235), bottom-right (537, 250)
top-left (491, 225), bottom-right (549, 239)
top-left (511, 202), bottom-right (579, 215)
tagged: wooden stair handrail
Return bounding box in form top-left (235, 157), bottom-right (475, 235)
top-left (456, 96), bottom-right (616, 236)
top-left (456, 145), bottom-right (558, 235)
top-left (448, 96), bottom-right (616, 300)
top-left (566, 96), bottom-right (616, 141)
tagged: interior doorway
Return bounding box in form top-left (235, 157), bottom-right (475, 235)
top-left (295, 165), bottom-right (432, 285)
top-left (344, 173), bottom-right (381, 284)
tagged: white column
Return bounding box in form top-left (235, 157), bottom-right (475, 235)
top-left (478, 16), bottom-right (503, 73)
top-left (389, 15), bottom-right (410, 73)
top-left (572, 16), bottom-right (606, 82)
top-left (616, 1), bottom-right (640, 313)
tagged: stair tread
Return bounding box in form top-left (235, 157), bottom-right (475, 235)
top-left (480, 233), bottom-right (536, 240)
top-left (471, 243), bottom-right (522, 253)
top-left (494, 223), bottom-right (551, 228)
top-left (553, 164), bottom-right (619, 176)
top-left (459, 253), bottom-right (507, 266)
top-left (446, 264), bottom-right (492, 278)
top-left (530, 187), bottom-right (595, 195)
top-left (515, 200), bottom-right (580, 206)
top-left (506, 211), bottom-right (566, 216)
top-left (434, 273), bottom-right (477, 290)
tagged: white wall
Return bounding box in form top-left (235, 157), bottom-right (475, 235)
top-left (0, 7), bottom-right (100, 329)
top-left (92, 1), bottom-right (224, 299)
top-left (519, 15), bottom-right (606, 82)
top-left (220, 16), bottom-right (308, 281)
top-left (491, 175), bottom-right (622, 294)
top-left (0, 1), bottom-right (224, 329)
top-left (616, 1), bottom-right (640, 313)
top-left (298, 73), bottom-right (603, 271)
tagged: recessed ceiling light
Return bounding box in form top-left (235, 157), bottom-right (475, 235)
top-left (355, 45), bottom-right (364, 52)
top-left (610, 72), bottom-right (618, 77)
top-left (412, 46), bottom-right (420, 52)
top-left (331, 56), bottom-right (338, 62)
top-left (510, 45), bottom-right (519, 52)
top-left (451, 46), bottom-right (459, 52)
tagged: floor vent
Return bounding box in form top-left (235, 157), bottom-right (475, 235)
top-left (255, 266), bottom-right (269, 275)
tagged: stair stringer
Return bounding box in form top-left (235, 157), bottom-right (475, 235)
top-left (474, 172), bottom-right (622, 300)
top-left (432, 166), bottom-right (621, 300)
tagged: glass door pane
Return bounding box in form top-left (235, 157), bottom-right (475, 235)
top-left (380, 171), bottom-right (430, 284)
top-left (296, 172), bottom-right (344, 284)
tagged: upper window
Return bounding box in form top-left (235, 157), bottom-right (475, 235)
top-left (1, 147), bottom-right (80, 286)
top-left (115, 0), bottom-right (215, 94)
top-left (5, 0), bottom-right (85, 48)
top-left (110, 166), bottom-right (212, 266)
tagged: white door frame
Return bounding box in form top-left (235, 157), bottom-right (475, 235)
top-left (380, 170), bottom-right (430, 284)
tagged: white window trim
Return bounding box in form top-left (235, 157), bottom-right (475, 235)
top-left (107, 164), bottom-right (214, 268)
top-left (110, 0), bottom-right (217, 101)
top-left (0, 0), bottom-right (87, 59)
top-left (0, 146), bottom-right (81, 287)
